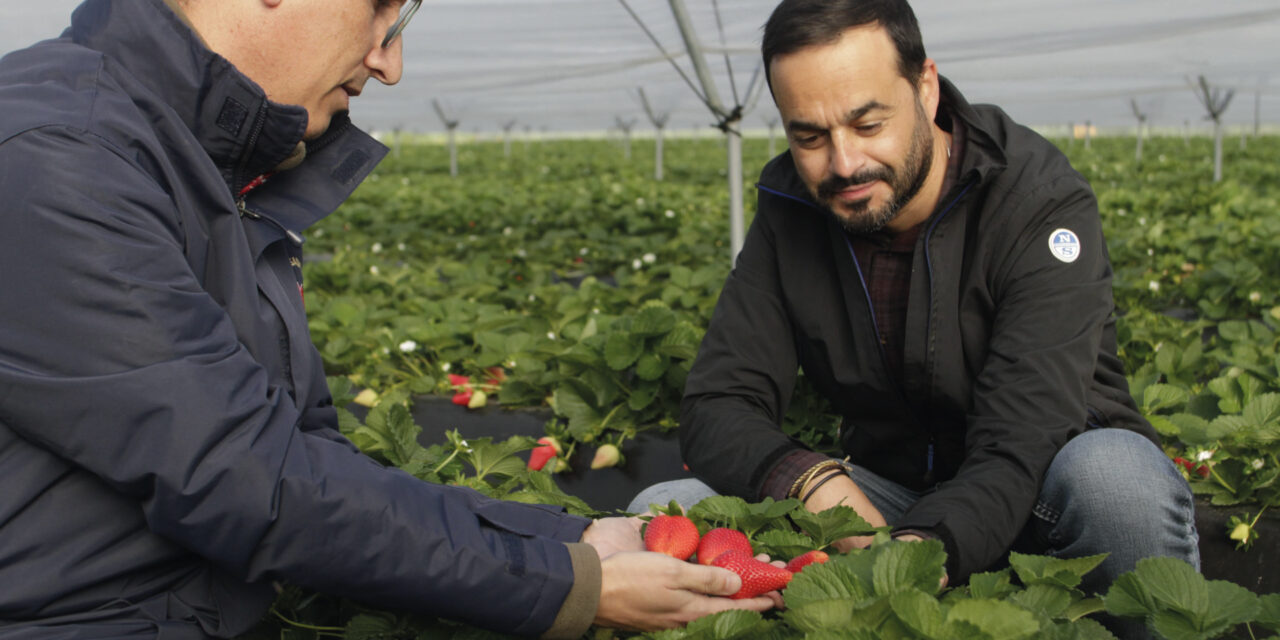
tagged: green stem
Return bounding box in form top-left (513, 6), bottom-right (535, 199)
top-left (1209, 464), bottom-right (1236, 494)
top-left (270, 608), bottom-right (344, 633)
top-left (432, 447), bottom-right (462, 475)
top-left (1249, 505), bottom-right (1267, 528)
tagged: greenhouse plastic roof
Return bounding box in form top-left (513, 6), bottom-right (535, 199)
top-left (3, 0), bottom-right (1278, 136)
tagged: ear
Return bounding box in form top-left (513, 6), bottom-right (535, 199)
top-left (917, 58), bottom-right (941, 121)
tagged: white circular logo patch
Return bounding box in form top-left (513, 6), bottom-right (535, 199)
top-left (1048, 228), bottom-right (1081, 263)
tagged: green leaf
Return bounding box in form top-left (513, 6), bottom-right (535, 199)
top-left (782, 557), bottom-right (874, 609)
top-left (783, 598), bottom-right (859, 633)
top-left (1243, 393), bottom-right (1280, 427)
top-left (603, 332), bottom-right (643, 370)
top-left (1008, 552), bottom-right (1107, 591)
top-left (1134, 557), bottom-right (1210, 622)
top-left (1202, 579), bottom-right (1260, 633)
top-left (463, 435), bottom-right (538, 483)
top-left (945, 598), bottom-right (1043, 640)
top-left (1010, 584), bottom-right (1075, 619)
top-left (1256, 593), bottom-right (1280, 632)
top-left (968, 569), bottom-right (1018, 600)
top-left (344, 612), bottom-right (399, 640)
top-left (635, 352), bottom-right (670, 381)
top-left (1063, 597), bottom-right (1108, 623)
top-left (632, 304), bottom-right (677, 337)
top-left (1104, 572), bottom-right (1157, 620)
top-left (890, 588), bottom-right (946, 639)
top-left (1148, 610), bottom-right (1205, 640)
top-left (683, 609), bottom-right (771, 640)
top-left (627, 383), bottom-right (660, 411)
top-left (1143, 383), bottom-right (1189, 413)
top-left (552, 386), bottom-right (603, 440)
top-left (872, 539), bottom-right (948, 596)
top-left (790, 505), bottom-right (879, 548)
top-left (753, 529), bottom-right (819, 560)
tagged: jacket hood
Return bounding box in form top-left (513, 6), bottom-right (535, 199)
top-left (65, 0), bottom-right (381, 209)
top-left (757, 77), bottom-right (1009, 207)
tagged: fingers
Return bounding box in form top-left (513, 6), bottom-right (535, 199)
top-left (675, 561), bottom-right (742, 597)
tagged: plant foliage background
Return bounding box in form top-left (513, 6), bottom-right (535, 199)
top-left (261, 134), bottom-right (1280, 639)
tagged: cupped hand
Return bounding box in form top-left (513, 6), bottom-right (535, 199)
top-left (593, 551), bottom-right (777, 631)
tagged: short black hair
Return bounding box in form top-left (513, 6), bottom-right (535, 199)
top-left (762, 0), bottom-right (927, 88)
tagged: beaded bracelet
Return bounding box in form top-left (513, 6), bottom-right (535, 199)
top-left (800, 468), bottom-right (847, 504)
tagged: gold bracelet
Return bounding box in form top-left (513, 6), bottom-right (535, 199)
top-left (788, 460), bottom-right (843, 499)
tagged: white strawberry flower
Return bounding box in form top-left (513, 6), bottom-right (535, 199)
top-left (1253, 458), bottom-right (1266, 470)
top-left (398, 340), bottom-right (417, 353)
top-left (517, 249), bottom-right (528, 258)
top-left (397, 243), bottom-right (406, 251)
top-left (370, 265), bottom-right (380, 275)
top-left (665, 209), bottom-right (676, 218)
top-left (1148, 280), bottom-right (1160, 292)
top-left (1197, 450), bottom-right (1214, 462)
top-left (441, 362), bottom-right (452, 372)
top-left (547, 331), bottom-right (557, 340)
top-left (503, 227), bottom-right (513, 236)
top-left (1138, 217), bottom-right (1147, 226)
top-left (643, 253), bottom-right (656, 264)
top-left (1249, 291), bottom-right (1262, 303)
top-left (1146, 248), bottom-right (1153, 256)
top-left (632, 259), bottom-right (643, 270)
top-left (579, 247), bottom-right (589, 256)
top-left (313, 228), bottom-right (325, 238)
top-left (636, 197), bottom-right (646, 206)
top-left (400, 177), bottom-right (410, 186)
top-left (372, 242), bottom-right (383, 253)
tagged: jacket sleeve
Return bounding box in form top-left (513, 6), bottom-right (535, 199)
top-left (894, 172), bottom-right (1113, 581)
top-left (0, 127), bottom-right (591, 637)
top-left (680, 197), bottom-right (809, 500)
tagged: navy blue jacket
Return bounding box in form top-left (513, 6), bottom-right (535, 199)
top-left (681, 80), bottom-right (1157, 581)
top-left (0, 1), bottom-right (590, 637)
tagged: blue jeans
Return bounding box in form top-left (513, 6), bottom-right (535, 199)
top-left (629, 429), bottom-right (1199, 598)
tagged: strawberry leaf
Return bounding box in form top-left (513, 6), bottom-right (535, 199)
top-left (753, 529), bottom-right (818, 560)
top-left (889, 587), bottom-right (946, 638)
top-left (789, 505), bottom-right (879, 548)
top-left (945, 598), bottom-right (1042, 640)
top-left (872, 538), bottom-right (947, 596)
top-left (968, 569), bottom-right (1018, 600)
top-left (782, 555), bottom-right (874, 609)
top-left (1008, 551), bottom-right (1107, 592)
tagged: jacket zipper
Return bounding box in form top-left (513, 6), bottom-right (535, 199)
top-left (918, 179), bottom-right (977, 480)
top-left (238, 198), bottom-right (304, 246)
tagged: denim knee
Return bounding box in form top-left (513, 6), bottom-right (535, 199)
top-left (1036, 429), bottom-right (1199, 593)
top-left (626, 478), bottom-right (720, 514)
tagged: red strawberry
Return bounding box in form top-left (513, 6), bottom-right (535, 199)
top-left (711, 550), bottom-right (793, 599)
top-left (448, 373), bottom-right (471, 388)
top-left (696, 528), bottom-right (753, 565)
top-left (643, 514), bottom-right (699, 561)
top-left (785, 550), bottom-right (829, 573)
top-left (451, 391), bottom-right (473, 405)
top-left (527, 436), bottom-right (561, 471)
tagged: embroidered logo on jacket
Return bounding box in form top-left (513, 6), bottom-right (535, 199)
top-left (1048, 228), bottom-right (1081, 263)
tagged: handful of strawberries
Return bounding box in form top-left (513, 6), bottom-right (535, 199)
top-left (642, 513), bottom-right (828, 599)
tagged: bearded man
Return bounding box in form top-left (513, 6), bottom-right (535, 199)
top-left (631, 1), bottom-right (1198, 636)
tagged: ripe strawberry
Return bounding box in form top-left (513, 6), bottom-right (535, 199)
top-left (590, 443), bottom-right (621, 469)
top-left (711, 550), bottom-right (793, 599)
top-left (451, 391), bottom-right (473, 405)
top-left (643, 514), bottom-right (699, 560)
top-left (696, 528), bottom-right (752, 565)
top-left (527, 436), bottom-right (562, 471)
top-left (785, 550), bottom-right (829, 573)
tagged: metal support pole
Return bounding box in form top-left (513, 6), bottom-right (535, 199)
top-left (726, 119), bottom-right (744, 263)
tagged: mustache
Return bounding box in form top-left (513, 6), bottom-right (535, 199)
top-left (816, 166), bottom-right (896, 201)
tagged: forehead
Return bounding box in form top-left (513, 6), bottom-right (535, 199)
top-left (769, 26), bottom-right (908, 121)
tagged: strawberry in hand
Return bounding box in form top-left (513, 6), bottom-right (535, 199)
top-left (696, 528), bottom-right (752, 566)
top-left (785, 550), bottom-right (829, 573)
top-left (643, 514), bottom-right (700, 561)
top-left (711, 550), bottom-right (793, 599)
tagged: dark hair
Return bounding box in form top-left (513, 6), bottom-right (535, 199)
top-left (762, 0), bottom-right (926, 87)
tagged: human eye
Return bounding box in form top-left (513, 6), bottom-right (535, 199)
top-left (790, 131), bottom-right (824, 148)
top-left (855, 122), bottom-right (883, 134)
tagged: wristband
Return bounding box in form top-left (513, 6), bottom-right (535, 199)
top-left (800, 468), bottom-right (847, 504)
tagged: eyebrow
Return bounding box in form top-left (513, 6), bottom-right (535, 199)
top-left (787, 100), bottom-right (891, 132)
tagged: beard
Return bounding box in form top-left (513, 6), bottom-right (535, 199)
top-left (815, 101), bottom-right (935, 235)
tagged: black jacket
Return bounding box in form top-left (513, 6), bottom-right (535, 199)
top-left (680, 79), bottom-right (1155, 581)
top-left (0, 1), bottom-right (592, 637)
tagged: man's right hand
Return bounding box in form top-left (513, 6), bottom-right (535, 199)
top-left (592, 551), bottom-right (776, 631)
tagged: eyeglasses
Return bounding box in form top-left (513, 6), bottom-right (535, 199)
top-left (381, 0), bottom-right (422, 49)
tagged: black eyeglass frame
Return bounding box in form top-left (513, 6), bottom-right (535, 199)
top-left (381, 0), bottom-right (422, 48)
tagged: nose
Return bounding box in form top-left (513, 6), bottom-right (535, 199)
top-left (828, 129), bottom-right (866, 178)
top-left (366, 37), bottom-right (404, 86)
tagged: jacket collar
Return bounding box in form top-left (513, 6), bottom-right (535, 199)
top-left (67, 0), bottom-right (385, 228)
top-left (757, 76), bottom-right (1008, 207)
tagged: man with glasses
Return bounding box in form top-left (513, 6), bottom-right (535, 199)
top-left (0, 1), bottom-right (776, 638)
